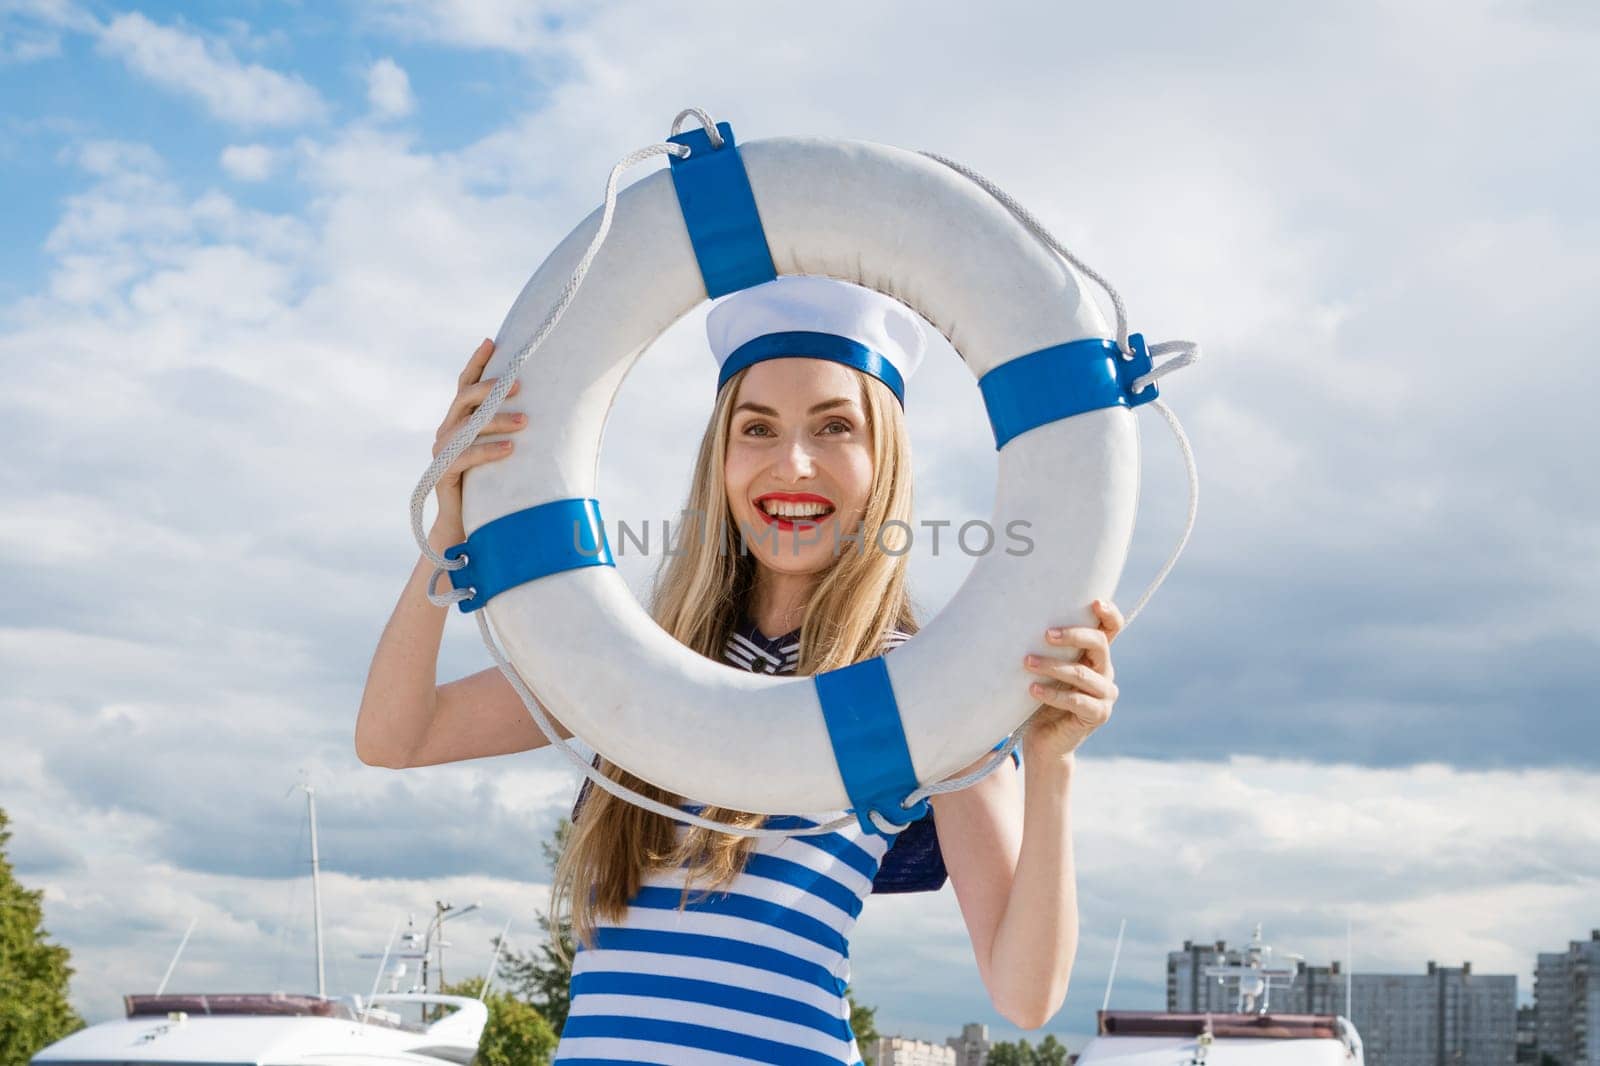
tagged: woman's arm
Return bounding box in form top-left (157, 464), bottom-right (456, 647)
top-left (355, 337), bottom-right (570, 769)
top-left (353, 519), bottom-right (570, 768)
top-left (931, 599), bottom-right (1122, 1029)
top-left (930, 750), bottom-right (1076, 1030)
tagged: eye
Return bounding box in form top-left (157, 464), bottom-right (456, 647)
top-left (822, 419), bottom-right (851, 434)
top-left (741, 422), bottom-right (772, 437)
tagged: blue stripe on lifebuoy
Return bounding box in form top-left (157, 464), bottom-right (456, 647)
top-left (979, 333), bottom-right (1159, 449)
top-left (812, 656), bottom-right (930, 837)
top-left (444, 497), bottom-right (613, 613)
top-left (667, 122), bottom-right (777, 299)
top-left (718, 331), bottom-right (906, 405)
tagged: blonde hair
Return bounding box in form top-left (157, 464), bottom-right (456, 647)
top-left (550, 360), bottom-right (919, 956)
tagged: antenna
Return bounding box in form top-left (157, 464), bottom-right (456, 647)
top-left (1203, 924), bottom-right (1298, 1015)
top-left (481, 918), bottom-right (514, 1001)
top-left (156, 917), bottom-right (198, 995)
top-left (360, 914), bottom-right (428, 992)
top-left (361, 918), bottom-right (402, 1025)
top-left (1102, 917), bottom-right (1127, 1012)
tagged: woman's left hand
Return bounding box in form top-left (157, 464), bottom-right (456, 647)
top-left (1020, 599), bottom-right (1124, 765)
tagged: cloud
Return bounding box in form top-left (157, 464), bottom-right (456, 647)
top-left (94, 11), bottom-right (325, 127)
top-left (0, 0), bottom-right (97, 60)
top-left (366, 57), bottom-right (415, 119)
top-left (220, 143), bottom-right (276, 181)
top-left (0, 26), bottom-right (60, 63)
top-left (361, 0), bottom-right (588, 54)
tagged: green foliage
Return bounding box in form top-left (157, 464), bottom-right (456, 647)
top-left (496, 818), bottom-right (574, 1032)
top-left (986, 1034), bottom-right (1069, 1065)
top-left (848, 991), bottom-right (879, 1064)
top-left (438, 976), bottom-right (556, 1066)
top-left (1036, 1032), bottom-right (1069, 1065)
top-left (0, 806), bottom-right (85, 1064)
top-left (987, 1038), bottom-right (1035, 1065)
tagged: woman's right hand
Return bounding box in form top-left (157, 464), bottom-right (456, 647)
top-left (432, 338), bottom-right (528, 538)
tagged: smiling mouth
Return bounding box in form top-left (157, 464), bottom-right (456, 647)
top-left (757, 510), bottom-right (830, 529)
top-left (754, 499), bottom-right (835, 529)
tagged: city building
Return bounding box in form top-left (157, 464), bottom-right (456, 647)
top-left (1517, 1004), bottom-right (1538, 1065)
top-left (947, 1022), bottom-right (992, 1066)
top-left (1535, 929), bottom-right (1600, 1066)
top-left (1348, 962), bottom-right (1516, 1066)
top-left (1168, 937), bottom-right (1350, 1015)
top-left (875, 1034), bottom-right (957, 1066)
top-left (1170, 935), bottom-right (1516, 1065)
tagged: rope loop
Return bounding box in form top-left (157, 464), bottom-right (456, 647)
top-left (671, 107), bottom-right (725, 149)
top-left (868, 811), bottom-right (912, 836)
top-left (1130, 339), bottom-right (1202, 397)
top-left (426, 566), bottom-right (473, 608)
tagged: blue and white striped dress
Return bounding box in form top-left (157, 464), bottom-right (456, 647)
top-left (552, 617), bottom-right (914, 1065)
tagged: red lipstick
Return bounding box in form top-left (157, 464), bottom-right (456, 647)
top-left (752, 491), bottom-right (836, 531)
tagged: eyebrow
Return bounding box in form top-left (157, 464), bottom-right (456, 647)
top-left (733, 397), bottom-right (858, 417)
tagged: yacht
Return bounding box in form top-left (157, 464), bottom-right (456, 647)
top-left (30, 784), bottom-right (495, 1065)
top-left (1076, 1009), bottom-right (1364, 1065)
top-left (29, 991), bottom-right (488, 1065)
top-left (1076, 925), bottom-right (1365, 1065)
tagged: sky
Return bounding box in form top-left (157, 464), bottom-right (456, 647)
top-left (1, 0), bottom-right (1598, 1052)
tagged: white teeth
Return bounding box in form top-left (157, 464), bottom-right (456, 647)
top-left (760, 500), bottom-right (833, 518)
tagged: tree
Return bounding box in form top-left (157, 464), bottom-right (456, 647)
top-left (1036, 1032), bottom-right (1069, 1065)
top-left (847, 991), bottom-right (879, 1064)
top-left (497, 817), bottom-right (574, 1031)
top-left (988, 1039), bottom-right (1038, 1066)
top-left (439, 975), bottom-right (556, 1066)
top-left (0, 806), bottom-right (85, 1064)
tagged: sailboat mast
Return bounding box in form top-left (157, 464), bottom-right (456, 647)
top-left (1346, 913), bottom-right (1353, 1017)
top-left (305, 783), bottom-right (326, 997)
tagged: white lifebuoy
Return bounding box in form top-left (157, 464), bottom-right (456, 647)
top-left (433, 115), bottom-right (1189, 829)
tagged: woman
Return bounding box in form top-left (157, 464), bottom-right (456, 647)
top-left (356, 276), bottom-right (1124, 1063)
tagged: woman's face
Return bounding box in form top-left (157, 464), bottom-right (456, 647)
top-left (724, 357), bottom-right (875, 577)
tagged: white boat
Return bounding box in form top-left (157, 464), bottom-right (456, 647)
top-left (29, 991), bottom-right (487, 1065)
top-left (30, 784), bottom-right (498, 1065)
top-left (1075, 1010), bottom-right (1364, 1065)
top-left (1078, 924), bottom-right (1365, 1065)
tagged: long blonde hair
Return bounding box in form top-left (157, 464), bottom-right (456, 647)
top-left (550, 360), bottom-right (920, 955)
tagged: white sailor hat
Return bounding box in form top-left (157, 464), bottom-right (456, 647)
top-left (705, 275), bottom-right (926, 407)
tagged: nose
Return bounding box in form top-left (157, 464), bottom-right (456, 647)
top-left (772, 433), bottom-right (817, 481)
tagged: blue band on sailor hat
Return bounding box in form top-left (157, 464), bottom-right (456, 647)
top-left (717, 331), bottom-right (907, 405)
top-left (707, 275), bottom-right (925, 407)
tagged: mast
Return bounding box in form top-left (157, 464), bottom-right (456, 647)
top-left (300, 782), bottom-right (326, 997)
top-left (1102, 917), bottom-right (1127, 1012)
top-left (156, 917), bottom-right (198, 995)
top-left (1346, 913), bottom-right (1353, 1017)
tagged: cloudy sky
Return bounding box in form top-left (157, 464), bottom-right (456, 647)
top-left (2, 0), bottom-right (1597, 1052)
